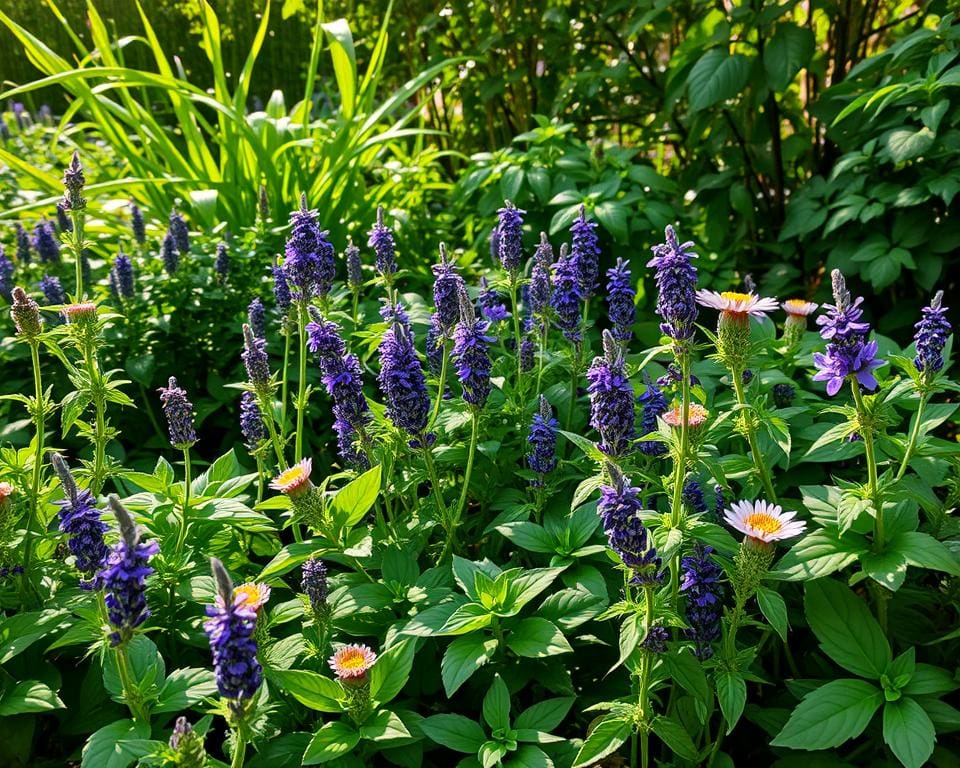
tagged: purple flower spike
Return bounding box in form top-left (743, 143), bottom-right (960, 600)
top-left (158, 376), bottom-right (197, 449)
top-left (169, 209), bottom-right (190, 254)
top-left (15, 223), bottom-right (32, 264)
top-left (130, 202), bottom-right (146, 244)
top-left (571, 205), bottom-right (601, 299)
top-left (33, 219), bottom-right (60, 264)
top-left (285, 194), bottom-right (335, 299)
top-left (51, 453), bottom-right (108, 587)
top-left (240, 392), bottom-right (266, 450)
top-left (680, 544), bottom-right (723, 659)
top-left (432, 243), bottom-right (465, 334)
top-left (496, 200), bottom-right (525, 274)
top-left (638, 372), bottom-right (667, 456)
top-left (527, 395), bottom-right (558, 484)
top-left (478, 277), bottom-right (510, 323)
top-left (161, 230), bottom-right (179, 275)
top-left (606, 257), bottom-right (635, 342)
top-left (452, 287), bottom-right (495, 409)
top-left (551, 243), bottom-right (583, 343)
top-left (377, 302), bottom-right (432, 444)
top-left (98, 496), bottom-right (159, 646)
top-left (369, 205), bottom-right (397, 280)
top-left (598, 464), bottom-right (662, 586)
top-left (586, 331), bottom-right (635, 457)
top-left (647, 225), bottom-right (698, 342)
top-left (913, 290), bottom-right (951, 376)
top-left (214, 242), bottom-right (229, 282)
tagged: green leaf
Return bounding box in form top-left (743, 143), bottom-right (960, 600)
top-left (269, 669), bottom-right (344, 712)
top-left (571, 716), bottom-right (631, 768)
top-left (594, 201), bottom-right (629, 243)
top-left (320, 18), bottom-right (357, 119)
top-left (495, 522), bottom-right (556, 554)
top-left (661, 647), bottom-right (710, 705)
top-left (652, 715), bottom-right (700, 761)
top-left (764, 23), bottom-right (815, 90)
top-left (330, 464), bottom-right (381, 528)
top-left (507, 617), bottom-right (572, 658)
top-left (804, 579), bottom-right (891, 678)
top-left (483, 675), bottom-right (511, 732)
top-left (439, 602), bottom-right (494, 635)
top-left (770, 529), bottom-right (866, 581)
top-left (772, 679), bottom-right (882, 750)
top-left (885, 127), bottom-right (935, 163)
top-left (441, 634), bottom-right (498, 697)
top-left (503, 566), bottom-right (567, 614)
top-left (359, 710), bottom-right (411, 743)
top-left (558, 430), bottom-right (605, 462)
top-left (902, 664), bottom-right (959, 696)
top-left (0, 680), bottom-right (64, 716)
top-left (883, 697), bottom-right (936, 768)
top-left (153, 668), bottom-right (217, 713)
top-left (420, 714), bottom-right (487, 753)
top-left (302, 720), bottom-right (360, 765)
top-left (369, 638), bottom-right (415, 705)
top-left (688, 48), bottom-right (751, 112)
top-left (889, 531), bottom-right (960, 575)
top-left (757, 586), bottom-right (789, 643)
top-left (510, 745), bottom-right (552, 768)
top-left (715, 669), bottom-right (746, 733)
top-left (81, 719), bottom-right (151, 768)
top-left (514, 697), bottom-right (575, 732)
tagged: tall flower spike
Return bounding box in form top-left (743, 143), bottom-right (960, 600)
top-left (242, 324), bottom-right (271, 391)
top-left (15, 223), bottom-right (31, 264)
top-left (258, 185), bottom-right (270, 221)
top-left (158, 376), bottom-right (197, 449)
top-left (452, 287), bottom-right (495, 409)
top-left (606, 257), bottom-right (635, 342)
top-left (62, 151), bottom-right (86, 212)
top-left (551, 243), bottom-right (583, 342)
top-left (496, 200), bottom-right (525, 274)
top-left (571, 205), bottom-right (601, 299)
top-left (11, 287), bottom-right (42, 339)
top-left (240, 392), bottom-right (266, 450)
top-left (914, 290), bottom-right (951, 377)
top-left (130, 202), bottom-right (146, 244)
top-left (647, 225), bottom-right (698, 343)
top-left (169, 209), bottom-right (190, 254)
top-left (377, 302), bottom-right (432, 444)
top-left (586, 331), bottom-right (636, 457)
top-left (33, 219), bottom-right (60, 264)
top-left (526, 395), bottom-right (558, 484)
top-left (345, 239), bottom-right (362, 292)
top-left (111, 252), bottom-right (135, 300)
top-left (161, 230), bottom-right (179, 275)
top-left (432, 243), bottom-right (465, 334)
top-left (272, 265), bottom-right (291, 315)
top-left (812, 269), bottom-right (883, 396)
top-left (528, 233), bottom-right (553, 330)
top-left (56, 201), bottom-right (72, 234)
top-left (100, 496), bottom-right (159, 646)
top-left (637, 372), bottom-right (668, 456)
top-left (680, 544), bottom-right (723, 659)
top-left (301, 557), bottom-right (329, 616)
top-left (0, 248), bottom-right (14, 302)
top-left (369, 205), bottom-right (397, 280)
top-left (51, 453), bottom-right (107, 586)
top-left (598, 463), bottom-right (662, 585)
top-left (478, 276), bottom-right (510, 323)
top-left (168, 716), bottom-right (207, 767)
top-left (248, 298), bottom-right (266, 339)
top-left (204, 558), bottom-right (262, 709)
top-left (285, 194), bottom-right (335, 299)
top-left (214, 242), bottom-right (230, 283)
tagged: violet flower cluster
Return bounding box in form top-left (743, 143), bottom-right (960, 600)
top-left (239, 392), bottom-right (266, 451)
top-left (33, 219), bottom-right (60, 264)
top-left (99, 497), bottom-right (159, 646)
top-left (161, 230), bottom-right (179, 275)
top-left (204, 558), bottom-right (262, 710)
top-left (16, 223), bottom-right (31, 263)
top-left (647, 225), bottom-right (698, 343)
top-left (526, 395), bottom-right (558, 485)
top-left (913, 290), bottom-right (950, 377)
top-left (637, 372), bottom-right (668, 456)
top-left (570, 206), bottom-right (600, 299)
top-left (680, 544), bottom-right (723, 659)
top-left (478, 277), bottom-right (509, 323)
top-left (812, 270), bottom-right (883, 396)
top-left (433, 245), bottom-right (465, 334)
top-left (369, 206), bottom-right (397, 280)
top-left (597, 465), bottom-right (662, 586)
top-left (109, 252), bottom-right (135, 301)
top-left (605, 257), bottom-right (635, 342)
top-left (550, 243), bottom-right (583, 343)
top-left (214, 242), bottom-right (229, 283)
top-left (377, 302), bottom-right (432, 446)
top-left (496, 201), bottom-right (525, 274)
top-left (0, 249), bottom-right (13, 302)
top-left (452, 288), bottom-right (495, 409)
top-left (130, 203), bottom-right (146, 245)
top-left (284, 196), bottom-right (335, 300)
top-left (51, 453), bottom-right (107, 587)
top-left (586, 331), bottom-right (635, 457)
top-left (301, 557), bottom-right (329, 615)
top-left (158, 376), bottom-right (197, 449)
top-left (248, 298), bottom-right (266, 339)
top-left (169, 210), bottom-right (190, 253)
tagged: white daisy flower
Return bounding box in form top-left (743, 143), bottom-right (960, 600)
top-left (696, 290), bottom-right (780, 318)
top-left (270, 457), bottom-right (313, 498)
top-left (781, 299), bottom-right (818, 318)
top-left (723, 499), bottom-right (806, 543)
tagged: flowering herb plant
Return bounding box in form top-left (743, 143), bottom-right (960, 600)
top-left (0, 151), bottom-right (956, 768)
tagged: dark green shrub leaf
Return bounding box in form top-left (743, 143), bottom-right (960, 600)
top-left (772, 679), bottom-right (882, 750)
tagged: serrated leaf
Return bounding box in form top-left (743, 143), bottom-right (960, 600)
top-left (688, 49), bottom-right (751, 111)
top-left (772, 679), bottom-right (882, 750)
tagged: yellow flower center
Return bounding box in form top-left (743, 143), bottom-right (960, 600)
top-left (721, 291), bottom-right (752, 303)
top-left (276, 466), bottom-right (305, 485)
top-left (338, 650), bottom-right (368, 670)
top-left (233, 584), bottom-right (262, 608)
top-left (784, 299), bottom-right (807, 309)
top-left (745, 513), bottom-right (782, 535)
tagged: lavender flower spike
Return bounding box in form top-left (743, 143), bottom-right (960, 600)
top-left (638, 372), bottom-right (668, 456)
top-left (169, 209), bottom-right (190, 254)
top-left (914, 290), bottom-right (951, 377)
top-left (99, 496), bottom-right (159, 646)
top-left (62, 151), bottom-right (86, 212)
top-left (33, 219), bottom-right (60, 264)
top-left (285, 194), bottom-right (335, 299)
top-left (571, 205), bottom-right (601, 299)
top-left (606, 257), bottom-right (635, 342)
top-left (204, 558), bottom-right (262, 710)
top-left (598, 463), bottom-right (662, 585)
top-left (586, 331), bottom-right (636, 457)
top-left (240, 392), bottom-right (266, 450)
top-left (248, 298), bottom-right (266, 339)
top-left (130, 202), bottom-right (146, 244)
top-left (159, 376), bottom-right (197, 449)
top-left (377, 302), bottom-right (432, 445)
top-left (15, 223), bottom-right (31, 264)
top-left (647, 225), bottom-right (698, 343)
top-left (527, 395), bottom-right (558, 484)
top-left (0, 248), bottom-right (13, 302)
top-left (161, 230), bottom-right (179, 275)
top-left (345, 239), bottom-right (362, 292)
top-left (214, 242), bottom-right (230, 283)
top-left (242, 324), bottom-right (271, 392)
top-left (496, 200), bottom-right (525, 275)
top-left (111, 252), bottom-right (135, 300)
top-left (369, 205), bottom-right (397, 280)
top-left (551, 243), bottom-right (583, 343)
top-left (452, 287), bottom-right (495, 409)
top-left (680, 544), bottom-right (723, 659)
top-left (432, 243), bottom-right (465, 334)
top-left (51, 453), bottom-right (107, 586)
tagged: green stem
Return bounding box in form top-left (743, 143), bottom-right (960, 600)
top-left (669, 351), bottom-right (691, 611)
top-left (230, 732), bottom-right (247, 768)
top-left (21, 342), bottom-right (45, 601)
top-left (351, 290), bottom-right (359, 326)
top-left (731, 371), bottom-right (777, 502)
top-left (259, 390), bottom-right (287, 471)
top-left (422, 446), bottom-right (448, 526)
top-left (71, 208), bottom-right (85, 299)
top-left (564, 343), bottom-right (582, 432)
top-left (896, 394), bottom-right (927, 481)
top-left (116, 645), bottom-right (150, 724)
top-left (440, 412), bottom-right (479, 563)
top-left (281, 327), bottom-right (292, 439)
top-left (509, 278), bottom-right (524, 400)
top-left (535, 322), bottom-right (548, 398)
top-left (428, 340), bottom-right (449, 432)
top-left (638, 585), bottom-right (655, 768)
top-left (851, 381), bottom-right (884, 549)
top-left (295, 302), bottom-right (309, 463)
top-left (175, 447), bottom-right (192, 555)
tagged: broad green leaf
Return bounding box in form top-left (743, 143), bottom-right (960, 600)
top-left (302, 720), bottom-right (360, 765)
top-left (330, 464), bottom-right (381, 528)
top-left (514, 697), bottom-right (575, 732)
top-left (661, 647), bottom-right (710, 705)
top-left (804, 579), bottom-right (891, 678)
top-left (757, 586), bottom-right (789, 642)
top-left (81, 720), bottom-right (151, 768)
top-left (885, 127), bottom-right (935, 163)
top-left (715, 669), bottom-right (746, 733)
top-left (889, 531), bottom-right (960, 575)
top-left (154, 668), bottom-right (217, 713)
top-left (507, 618), bottom-right (572, 658)
top-left (495, 522), bottom-right (556, 554)
top-left (321, 18), bottom-right (357, 119)
top-left (359, 710), bottom-right (411, 743)
top-left (483, 675), bottom-right (511, 732)
top-left (369, 638), bottom-right (415, 705)
top-left (770, 529), bottom-right (866, 581)
top-left (571, 716), bottom-right (631, 768)
top-left (772, 679), bottom-right (882, 750)
top-left (883, 697), bottom-right (936, 768)
top-left (0, 680), bottom-right (64, 716)
top-left (764, 23), bottom-right (815, 90)
top-left (688, 48), bottom-right (751, 112)
top-left (420, 714), bottom-right (487, 753)
top-left (438, 602), bottom-right (494, 635)
top-left (651, 715), bottom-right (700, 761)
top-left (269, 669), bottom-right (344, 712)
top-left (441, 635), bottom-right (498, 697)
